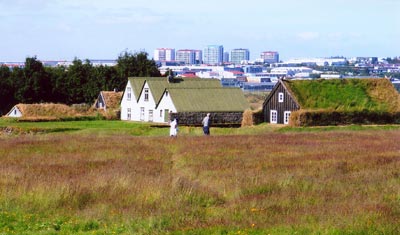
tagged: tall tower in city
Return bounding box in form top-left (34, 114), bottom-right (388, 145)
top-left (154, 48), bottom-right (175, 61)
top-left (231, 48), bottom-right (250, 65)
top-left (203, 45), bottom-right (224, 65)
top-left (260, 51), bottom-right (279, 63)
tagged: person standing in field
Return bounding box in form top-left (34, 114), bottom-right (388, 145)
top-left (170, 118), bottom-right (178, 137)
top-left (202, 113), bottom-right (210, 135)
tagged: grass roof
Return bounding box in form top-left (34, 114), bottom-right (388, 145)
top-left (167, 87), bottom-right (249, 112)
top-left (100, 91), bottom-right (123, 110)
top-left (13, 103), bottom-right (90, 118)
top-left (284, 78), bottom-right (400, 112)
top-left (128, 77), bottom-right (222, 103)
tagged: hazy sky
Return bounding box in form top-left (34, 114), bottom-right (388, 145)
top-left (0, 0), bottom-right (399, 61)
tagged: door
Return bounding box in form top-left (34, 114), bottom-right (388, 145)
top-left (164, 109), bottom-right (169, 122)
top-left (270, 110), bottom-right (278, 124)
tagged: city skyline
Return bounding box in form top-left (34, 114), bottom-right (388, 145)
top-left (0, 0), bottom-right (399, 62)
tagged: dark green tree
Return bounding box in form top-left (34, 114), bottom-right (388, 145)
top-left (116, 51), bottom-right (161, 85)
top-left (0, 66), bottom-right (15, 115)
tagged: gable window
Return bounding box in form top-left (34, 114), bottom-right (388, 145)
top-left (140, 107), bottom-right (145, 121)
top-left (270, 110), bottom-right (278, 124)
top-left (144, 88), bottom-right (149, 101)
top-left (149, 110), bottom-right (153, 122)
top-left (127, 87), bottom-right (132, 101)
top-left (284, 111), bottom-right (291, 125)
top-left (127, 108), bottom-right (131, 120)
top-left (278, 92), bottom-right (284, 103)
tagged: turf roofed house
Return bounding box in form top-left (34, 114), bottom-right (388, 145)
top-left (120, 77), bottom-right (249, 125)
top-left (94, 91), bottom-right (123, 111)
top-left (263, 78), bottom-right (400, 126)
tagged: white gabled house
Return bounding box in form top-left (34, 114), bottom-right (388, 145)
top-left (120, 77), bottom-right (249, 125)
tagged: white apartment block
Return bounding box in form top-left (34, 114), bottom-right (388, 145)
top-left (261, 51), bottom-right (279, 63)
top-left (231, 48), bottom-right (250, 65)
top-left (176, 49), bottom-right (196, 65)
top-left (154, 48), bottom-right (175, 61)
top-left (203, 45), bottom-right (224, 65)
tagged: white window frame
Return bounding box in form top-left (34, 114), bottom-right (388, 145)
top-left (127, 87), bottom-right (132, 101)
top-left (140, 107), bottom-right (145, 121)
top-left (278, 92), bottom-right (284, 103)
top-left (284, 111), bottom-right (291, 125)
top-left (144, 88), bottom-right (149, 101)
top-left (127, 108), bottom-right (131, 120)
top-left (149, 110), bottom-right (153, 122)
top-left (270, 110), bottom-right (278, 124)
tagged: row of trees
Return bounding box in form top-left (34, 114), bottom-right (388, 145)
top-left (0, 51), bottom-right (161, 115)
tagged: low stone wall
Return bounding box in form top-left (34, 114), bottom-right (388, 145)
top-left (170, 112), bottom-right (244, 126)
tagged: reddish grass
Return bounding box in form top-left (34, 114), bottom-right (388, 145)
top-left (0, 130), bottom-right (399, 232)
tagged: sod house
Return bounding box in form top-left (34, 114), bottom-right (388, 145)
top-left (93, 91), bottom-right (123, 111)
top-left (5, 103), bottom-right (90, 121)
top-left (120, 77), bottom-right (249, 125)
top-left (263, 78), bottom-right (400, 126)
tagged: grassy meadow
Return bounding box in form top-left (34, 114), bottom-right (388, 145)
top-left (0, 118), bottom-right (400, 234)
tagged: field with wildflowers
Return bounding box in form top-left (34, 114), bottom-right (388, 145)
top-left (0, 120), bottom-right (399, 234)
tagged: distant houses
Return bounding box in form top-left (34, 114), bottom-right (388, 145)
top-left (120, 77), bottom-right (249, 125)
top-left (263, 78), bottom-right (400, 126)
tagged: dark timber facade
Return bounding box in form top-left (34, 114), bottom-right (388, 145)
top-left (263, 80), bottom-right (300, 124)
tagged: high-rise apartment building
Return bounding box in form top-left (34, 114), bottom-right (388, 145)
top-left (194, 50), bottom-right (203, 64)
top-left (260, 51), bottom-right (279, 63)
top-left (203, 45), bottom-right (224, 65)
top-left (154, 48), bottom-right (175, 61)
top-left (176, 49), bottom-right (196, 65)
top-left (231, 48), bottom-right (250, 65)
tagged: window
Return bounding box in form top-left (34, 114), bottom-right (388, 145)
top-left (149, 110), bottom-right (153, 122)
top-left (140, 107), bottom-right (145, 121)
top-left (127, 87), bottom-right (132, 101)
top-left (144, 88), bottom-right (149, 101)
top-left (127, 108), bottom-right (131, 120)
top-left (278, 92), bottom-right (284, 103)
top-left (165, 91), bottom-right (169, 97)
top-left (160, 110), bottom-right (163, 118)
top-left (284, 111), bottom-right (291, 124)
top-left (270, 110), bottom-right (278, 124)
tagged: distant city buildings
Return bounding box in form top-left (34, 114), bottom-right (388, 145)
top-left (231, 48), bottom-right (250, 65)
top-left (154, 48), bottom-right (175, 62)
top-left (203, 45), bottom-right (224, 65)
top-left (176, 49), bottom-right (196, 65)
top-left (260, 51), bottom-right (279, 64)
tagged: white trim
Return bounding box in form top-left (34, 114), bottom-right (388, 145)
top-left (284, 111), bottom-right (291, 124)
top-left (278, 92), bottom-right (284, 103)
top-left (270, 110), bottom-right (278, 124)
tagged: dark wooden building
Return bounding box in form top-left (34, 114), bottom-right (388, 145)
top-left (263, 79), bottom-right (300, 124)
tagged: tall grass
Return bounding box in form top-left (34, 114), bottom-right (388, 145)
top-left (1, 128), bottom-right (400, 234)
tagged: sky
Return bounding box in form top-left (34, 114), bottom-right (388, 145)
top-left (0, 0), bottom-right (399, 62)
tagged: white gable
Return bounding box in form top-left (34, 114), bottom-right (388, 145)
top-left (7, 106), bottom-right (22, 117)
top-left (154, 90), bottom-right (177, 123)
top-left (120, 80), bottom-right (139, 121)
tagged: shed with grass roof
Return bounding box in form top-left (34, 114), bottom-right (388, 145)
top-left (263, 78), bottom-right (400, 126)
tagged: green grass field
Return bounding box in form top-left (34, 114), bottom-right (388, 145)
top-left (1, 118), bottom-right (400, 234)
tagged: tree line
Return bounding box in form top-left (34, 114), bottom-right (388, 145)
top-left (0, 51), bottom-right (161, 115)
